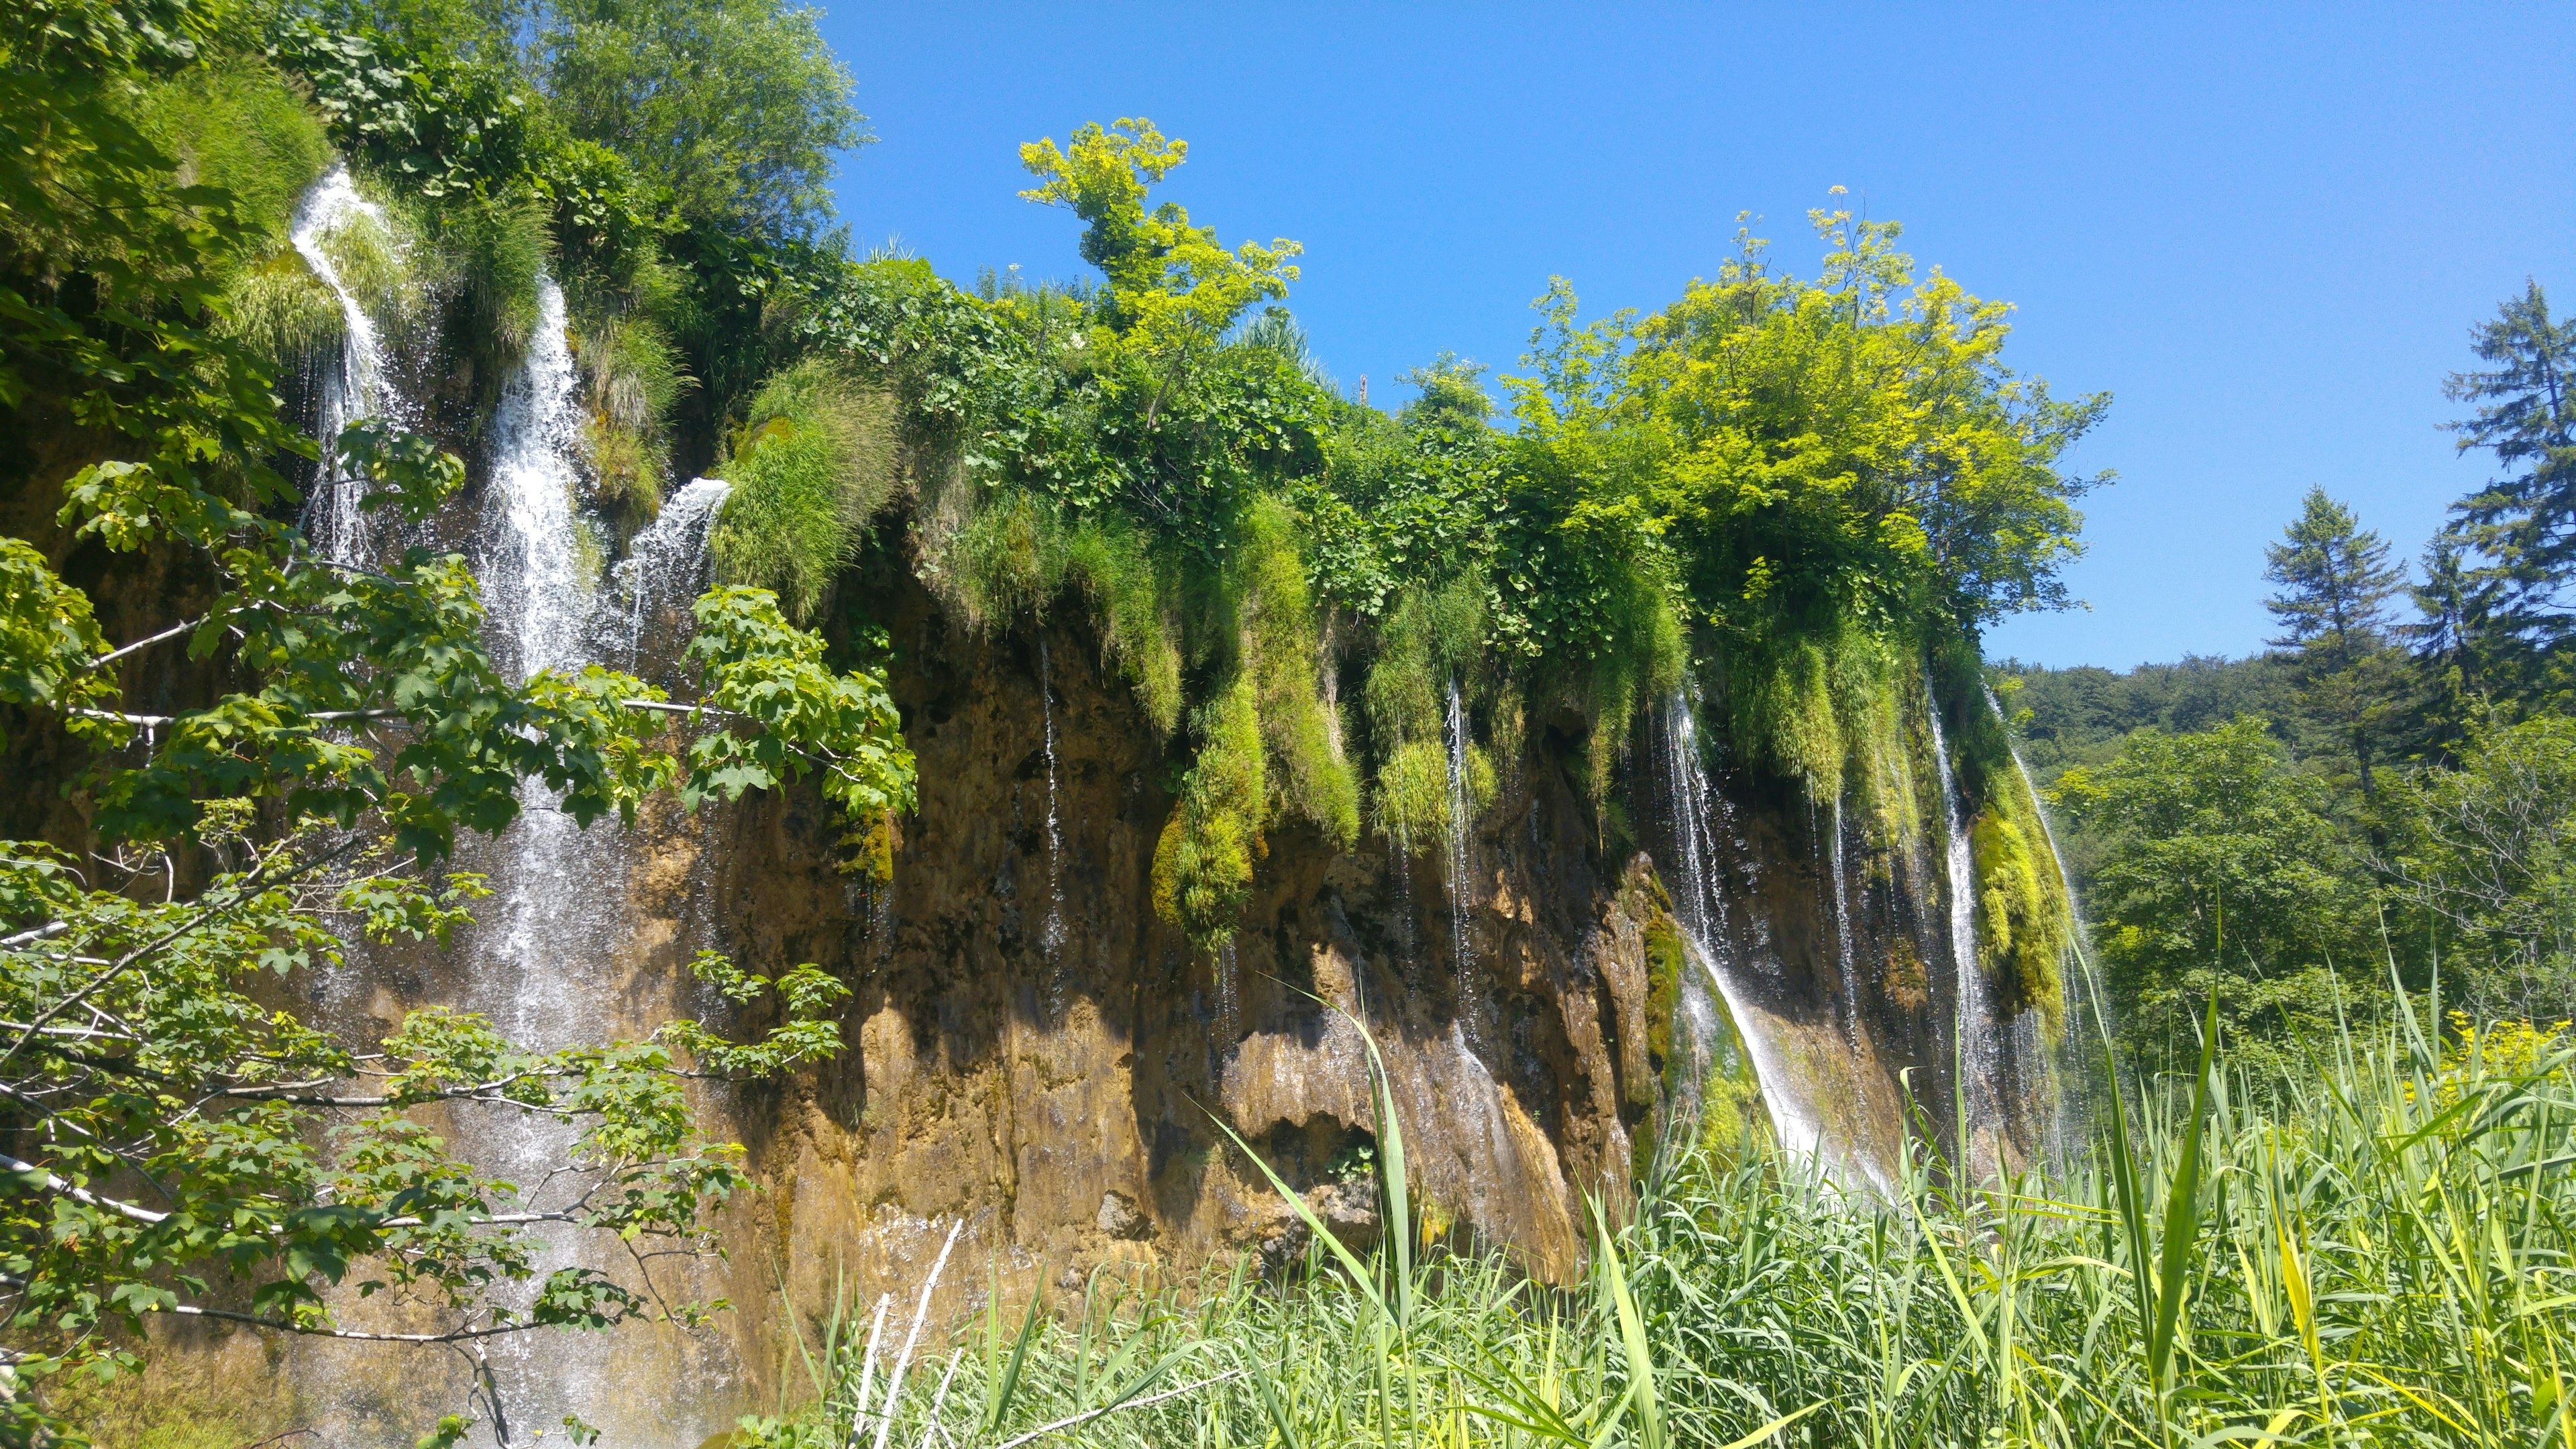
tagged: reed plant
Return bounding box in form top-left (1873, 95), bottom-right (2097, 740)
top-left (735, 985), bottom-right (2576, 1448)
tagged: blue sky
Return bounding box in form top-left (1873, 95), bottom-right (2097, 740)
top-left (816, 4), bottom-right (2574, 669)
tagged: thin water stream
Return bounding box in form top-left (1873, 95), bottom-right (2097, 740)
top-left (1926, 680), bottom-right (1999, 1157)
top-left (289, 163), bottom-right (404, 563)
top-left (1441, 678), bottom-right (1478, 1044)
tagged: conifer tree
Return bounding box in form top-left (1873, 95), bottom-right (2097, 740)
top-left (2265, 486), bottom-right (2407, 799)
top-left (2445, 280), bottom-right (2576, 653)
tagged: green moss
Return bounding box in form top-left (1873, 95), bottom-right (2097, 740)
top-left (1152, 671), bottom-right (1268, 950)
top-left (1695, 989), bottom-right (1768, 1166)
top-left (433, 191), bottom-right (548, 375)
top-left (1371, 739), bottom-right (1494, 853)
top-left (711, 360), bottom-right (900, 623)
top-left (1240, 496), bottom-right (1360, 847)
top-left (1970, 802), bottom-right (2068, 1034)
top-left (1063, 513), bottom-right (1185, 735)
top-left (577, 309), bottom-right (688, 518)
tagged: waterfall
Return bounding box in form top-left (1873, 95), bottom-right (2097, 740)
top-left (290, 164), bottom-right (402, 564)
top-left (1827, 798), bottom-right (1860, 1055)
top-left (1038, 637), bottom-right (1065, 969)
top-left (1925, 680), bottom-right (1998, 1153)
top-left (444, 272), bottom-right (722, 1448)
top-left (1655, 691), bottom-right (1827, 1165)
top-left (479, 277), bottom-right (592, 682)
top-left (1441, 678), bottom-right (1478, 1044)
top-left (602, 477), bottom-right (731, 668)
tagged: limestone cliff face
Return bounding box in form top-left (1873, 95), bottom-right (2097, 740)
top-left (682, 574), bottom-right (1672, 1409)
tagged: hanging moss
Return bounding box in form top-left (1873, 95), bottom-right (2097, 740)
top-left (219, 249), bottom-right (344, 372)
top-left (1372, 739), bottom-right (1495, 851)
top-left (1240, 497), bottom-right (1361, 847)
top-left (1152, 672), bottom-right (1269, 951)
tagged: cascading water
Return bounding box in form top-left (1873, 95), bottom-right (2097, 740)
top-left (1441, 678), bottom-right (1479, 1044)
top-left (1655, 690), bottom-right (1826, 1164)
top-left (1038, 637), bottom-right (1066, 972)
top-left (1926, 680), bottom-right (1999, 1157)
top-left (602, 477), bottom-right (731, 667)
top-left (1827, 798), bottom-right (1861, 1055)
top-left (290, 164), bottom-right (402, 563)
top-left (441, 273), bottom-right (724, 1447)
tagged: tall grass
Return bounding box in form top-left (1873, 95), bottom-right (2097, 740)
top-left (731, 995), bottom-right (2576, 1448)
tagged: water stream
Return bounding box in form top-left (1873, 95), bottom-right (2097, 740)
top-left (1441, 678), bottom-right (1478, 1044)
top-left (289, 164), bottom-right (402, 564)
top-left (1926, 680), bottom-right (1999, 1156)
top-left (1654, 690), bottom-right (1827, 1165)
top-left (1827, 798), bottom-right (1860, 1055)
top-left (1038, 637), bottom-right (1066, 977)
top-left (602, 477), bottom-right (731, 669)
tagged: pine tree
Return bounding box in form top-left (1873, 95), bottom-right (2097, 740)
top-left (2265, 486), bottom-right (2407, 799)
top-left (2446, 280), bottom-right (2576, 649)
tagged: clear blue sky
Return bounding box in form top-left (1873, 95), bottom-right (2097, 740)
top-left (815, 3), bottom-right (2575, 669)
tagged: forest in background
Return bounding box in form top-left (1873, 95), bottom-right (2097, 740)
top-left (1994, 297), bottom-right (2576, 1070)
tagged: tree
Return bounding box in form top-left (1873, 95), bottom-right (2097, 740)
top-left (2049, 718), bottom-right (2376, 1068)
top-left (2263, 486), bottom-right (2407, 800)
top-left (2382, 712), bottom-right (2576, 1021)
top-left (540, 0), bottom-right (866, 241)
top-left (0, 5), bottom-right (912, 1439)
top-left (1018, 117), bottom-right (1303, 420)
top-left (2443, 280), bottom-right (2576, 654)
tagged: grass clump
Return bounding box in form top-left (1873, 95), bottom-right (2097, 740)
top-left (712, 359), bottom-right (900, 623)
top-left (218, 248), bottom-right (344, 372)
top-left (133, 57), bottom-right (328, 250)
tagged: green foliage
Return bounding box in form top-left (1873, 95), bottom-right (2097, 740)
top-left (573, 258), bottom-right (690, 515)
top-left (1018, 116), bottom-right (1301, 363)
top-left (540, 0), bottom-right (863, 241)
top-left (132, 54), bottom-right (329, 249)
top-left (2382, 710), bottom-right (2576, 1019)
top-left (2442, 279), bottom-right (2576, 657)
top-left (710, 360), bottom-right (898, 623)
top-left (217, 246), bottom-right (345, 370)
top-left (2263, 485), bottom-right (2411, 797)
top-left (2051, 717), bottom-right (2373, 1065)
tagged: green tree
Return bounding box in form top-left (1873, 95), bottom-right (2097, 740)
top-left (2262, 486), bottom-right (2408, 800)
top-left (0, 4), bottom-right (911, 1438)
top-left (2049, 718), bottom-right (2374, 1066)
top-left (540, 0), bottom-right (865, 240)
top-left (1018, 116), bottom-right (1303, 425)
top-left (2444, 280), bottom-right (2576, 657)
top-left (2382, 712), bottom-right (2576, 1020)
